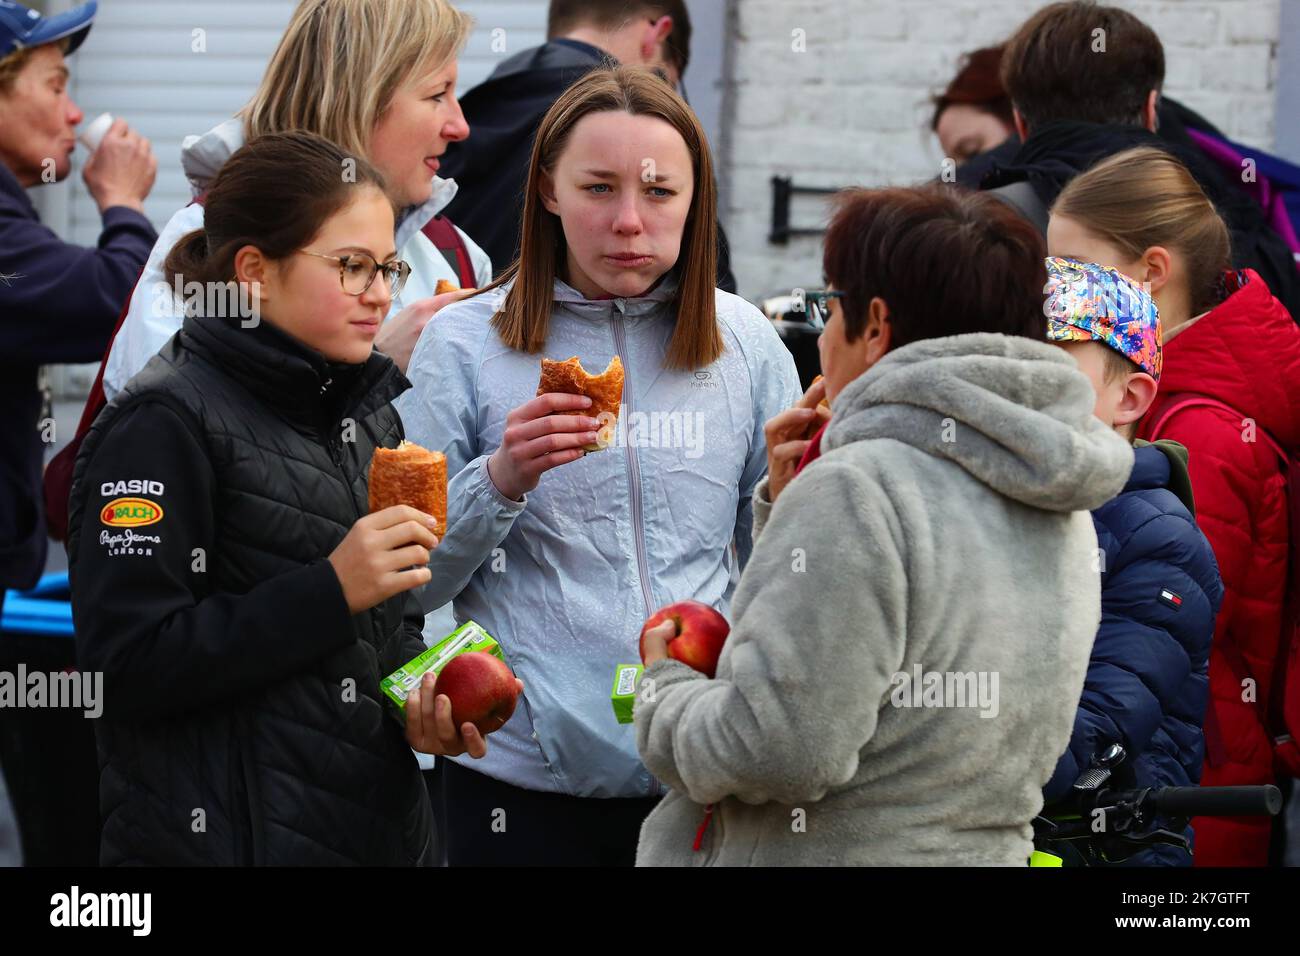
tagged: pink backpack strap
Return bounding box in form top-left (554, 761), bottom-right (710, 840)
top-left (1146, 395), bottom-right (1287, 462)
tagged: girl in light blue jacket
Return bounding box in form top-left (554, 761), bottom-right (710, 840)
top-left (397, 66), bottom-right (800, 865)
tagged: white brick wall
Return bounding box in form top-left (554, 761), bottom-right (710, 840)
top-left (721, 0), bottom-right (1284, 299)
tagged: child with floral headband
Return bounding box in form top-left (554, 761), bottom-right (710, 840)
top-left (1040, 256), bottom-right (1223, 865)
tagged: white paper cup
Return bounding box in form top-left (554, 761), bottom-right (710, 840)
top-left (78, 113), bottom-right (114, 152)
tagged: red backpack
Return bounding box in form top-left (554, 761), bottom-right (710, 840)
top-left (1146, 395), bottom-right (1300, 777)
top-left (42, 211), bottom-right (476, 543)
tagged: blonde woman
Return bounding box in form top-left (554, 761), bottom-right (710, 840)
top-left (101, 0), bottom-right (489, 398)
top-left (399, 66), bottom-right (801, 865)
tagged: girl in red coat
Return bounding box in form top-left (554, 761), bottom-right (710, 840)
top-left (1047, 146), bottom-right (1300, 866)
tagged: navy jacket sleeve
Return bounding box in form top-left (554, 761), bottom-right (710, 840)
top-left (1044, 507), bottom-right (1220, 802)
top-left (0, 182), bottom-right (157, 364)
top-left (71, 400), bottom-right (357, 721)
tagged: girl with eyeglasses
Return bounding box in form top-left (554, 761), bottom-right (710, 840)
top-left (66, 132), bottom-right (511, 866)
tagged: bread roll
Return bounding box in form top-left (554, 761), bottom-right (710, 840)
top-left (369, 440), bottom-right (447, 530)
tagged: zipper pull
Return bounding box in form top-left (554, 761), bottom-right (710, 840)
top-left (319, 376), bottom-right (333, 396)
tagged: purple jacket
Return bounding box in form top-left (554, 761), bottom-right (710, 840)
top-left (0, 161), bottom-right (155, 589)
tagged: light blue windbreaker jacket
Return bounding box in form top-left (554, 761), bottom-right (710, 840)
top-left (396, 276), bottom-right (801, 797)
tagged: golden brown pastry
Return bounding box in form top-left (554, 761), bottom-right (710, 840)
top-left (435, 279), bottom-right (459, 295)
top-left (536, 355), bottom-right (624, 452)
top-left (369, 440), bottom-right (447, 530)
top-left (811, 374), bottom-right (830, 410)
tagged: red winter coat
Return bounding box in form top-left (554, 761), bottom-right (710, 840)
top-left (1137, 270), bottom-right (1300, 867)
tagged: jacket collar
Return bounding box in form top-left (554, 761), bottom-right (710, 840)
top-left (1158, 269), bottom-right (1300, 449)
top-left (981, 120), bottom-right (1158, 197)
top-left (548, 271), bottom-right (680, 324)
top-left (484, 37), bottom-right (609, 84)
top-left (178, 310), bottom-right (408, 427)
top-left (1129, 440), bottom-right (1196, 515)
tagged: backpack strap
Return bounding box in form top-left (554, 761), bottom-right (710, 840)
top-left (988, 180), bottom-right (1050, 236)
top-left (1146, 395), bottom-right (1287, 462)
top-left (43, 272), bottom-right (142, 541)
top-left (421, 215), bottom-right (477, 289)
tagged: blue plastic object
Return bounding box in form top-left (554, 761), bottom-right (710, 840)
top-left (2, 572), bottom-right (73, 637)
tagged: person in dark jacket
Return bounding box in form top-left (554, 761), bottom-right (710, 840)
top-left (983, 1), bottom-right (1300, 319)
top-left (1041, 257), bottom-right (1223, 866)
top-left (0, 0), bottom-right (157, 600)
top-left (66, 132), bottom-right (505, 866)
top-left (439, 0), bottom-right (736, 292)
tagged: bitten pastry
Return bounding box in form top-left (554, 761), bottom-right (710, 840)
top-left (536, 355), bottom-right (624, 452)
top-left (369, 440), bottom-right (447, 530)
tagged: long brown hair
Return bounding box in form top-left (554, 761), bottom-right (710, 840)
top-left (485, 65), bottom-right (722, 371)
top-left (1052, 147), bottom-right (1231, 314)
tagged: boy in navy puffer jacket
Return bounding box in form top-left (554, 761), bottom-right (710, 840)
top-left (1040, 257), bottom-right (1224, 866)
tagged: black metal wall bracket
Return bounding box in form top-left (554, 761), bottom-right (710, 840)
top-left (769, 176), bottom-right (840, 245)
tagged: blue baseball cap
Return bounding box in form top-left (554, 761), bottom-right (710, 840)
top-left (0, 1), bottom-right (97, 60)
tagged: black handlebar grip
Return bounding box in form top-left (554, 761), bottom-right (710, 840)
top-left (1147, 785), bottom-right (1282, 817)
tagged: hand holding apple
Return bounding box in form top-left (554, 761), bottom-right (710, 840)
top-left (405, 672), bottom-right (488, 758)
top-left (640, 620), bottom-right (675, 666)
top-left (639, 600), bottom-right (731, 678)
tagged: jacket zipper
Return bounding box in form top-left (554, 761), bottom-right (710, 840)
top-left (610, 308), bottom-right (655, 618)
top-left (319, 377), bottom-right (362, 520)
top-left (319, 379), bottom-right (373, 643)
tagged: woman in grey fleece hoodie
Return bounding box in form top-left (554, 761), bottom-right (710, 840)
top-left (633, 187), bottom-right (1135, 866)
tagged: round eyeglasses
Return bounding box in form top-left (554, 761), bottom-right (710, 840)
top-left (299, 250), bottom-right (411, 297)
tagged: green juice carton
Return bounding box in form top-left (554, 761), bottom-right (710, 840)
top-left (382, 620), bottom-right (503, 713)
top-left (611, 663), bottom-right (645, 724)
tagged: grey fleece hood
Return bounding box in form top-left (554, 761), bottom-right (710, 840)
top-left (823, 333), bottom-right (1134, 513)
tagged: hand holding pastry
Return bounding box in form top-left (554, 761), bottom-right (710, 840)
top-left (374, 287), bottom-right (474, 374)
top-left (763, 375), bottom-right (831, 503)
top-left (535, 355), bottom-right (624, 452)
top-left (327, 506), bottom-right (439, 613)
top-left (487, 393), bottom-right (602, 501)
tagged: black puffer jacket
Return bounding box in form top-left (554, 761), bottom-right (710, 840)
top-left (67, 311), bottom-right (434, 865)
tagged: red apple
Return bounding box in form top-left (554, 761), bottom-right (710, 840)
top-left (639, 600), bottom-right (730, 678)
top-left (432, 652), bottom-right (519, 734)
